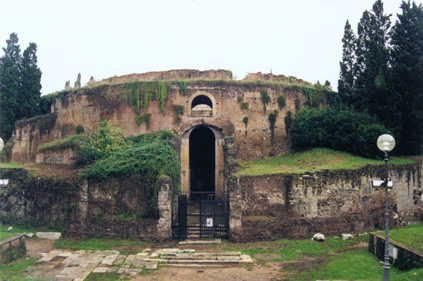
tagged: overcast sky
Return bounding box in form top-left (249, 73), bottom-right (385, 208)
top-left (0, 0), bottom-right (413, 95)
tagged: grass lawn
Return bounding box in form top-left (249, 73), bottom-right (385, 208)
top-left (381, 223), bottom-right (423, 253)
top-left (0, 162), bottom-right (26, 169)
top-left (237, 148), bottom-right (414, 175)
top-left (0, 225), bottom-right (38, 241)
top-left (288, 249), bottom-right (423, 281)
top-left (224, 234), bottom-right (368, 262)
top-left (0, 257), bottom-right (39, 281)
top-left (54, 238), bottom-right (153, 255)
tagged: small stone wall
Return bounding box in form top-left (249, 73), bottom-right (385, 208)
top-left (0, 234), bottom-right (26, 265)
top-left (36, 148), bottom-right (75, 164)
top-left (369, 232), bottom-right (423, 270)
top-left (229, 161), bottom-right (423, 242)
top-left (0, 168), bottom-right (172, 241)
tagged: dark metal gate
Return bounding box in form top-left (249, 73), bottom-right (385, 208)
top-left (172, 192), bottom-right (229, 240)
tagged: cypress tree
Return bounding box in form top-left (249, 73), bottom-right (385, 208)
top-left (0, 33), bottom-right (21, 141)
top-left (20, 43), bottom-right (42, 118)
top-left (390, 1), bottom-right (423, 154)
top-left (354, 0), bottom-right (391, 114)
top-left (74, 73), bottom-right (81, 88)
top-left (338, 20), bottom-right (356, 106)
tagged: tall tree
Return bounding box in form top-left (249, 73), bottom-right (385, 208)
top-left (74, 73), bottom-right (81, 88)
top-left (20, 43), bottom-right (42, 118)
top-left (338, 20), bottom-right (356, 106)
top-left (0, 33), bottom-right (21, 141)
top-left (354, 0), bottom-right (391, 114)
top-left (390, 1), bottom-right (423, 154)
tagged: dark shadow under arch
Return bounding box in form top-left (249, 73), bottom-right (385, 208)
top-left (191, 95), bottom-right (213, 109)
top-left (189, 126), bottom-right (215, 193)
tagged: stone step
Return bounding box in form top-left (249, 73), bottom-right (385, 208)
top-left (179, 239), bottom-right (221, 245)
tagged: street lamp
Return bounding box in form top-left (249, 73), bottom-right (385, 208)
top-left (377, 134), bottom-right (395, 281)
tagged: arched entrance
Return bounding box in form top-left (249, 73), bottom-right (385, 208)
top-left (189, 126), bottom-right (215, 193)
top-left (180, 125), bottom-right (225, 195)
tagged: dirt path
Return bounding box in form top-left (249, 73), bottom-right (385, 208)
top-left (25, 237), bottom-right (57, 259)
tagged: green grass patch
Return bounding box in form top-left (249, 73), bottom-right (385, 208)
top-left (0, 162), bottom-right (26, 169)
top-left (381, 223), bottom-right (423, 253)
top-left (84, 272), bottom-right (120, 281)
top-left (38, 134), bottom-right (84, 153)
top-left (0, 257), bottom-right (39, 281)
top-left (237, 148), bottom-right (414, 175)
top-left (288, 249), bottom-right (423, 281)
top-left (54, 238), bottom-right (151, 255)
top-left (224, 234), bottom-right (367, 262)
top-left (0, 225), bottom-right (38, 241)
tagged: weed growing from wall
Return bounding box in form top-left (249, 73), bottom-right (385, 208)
top-left (260, 90), bottom-right (270, 113)
top-left (75, 125), bottom-right (84, 134)
top-left (277, 95), bottom-right (286, 110)
top-left (172, 105), bottom-right (184, 124)
top-left (237, 96), bottom-right (243, 103)
top-left (268, 110), bottom-right (278, 146)
top-left (240, 102), bottom-right (249, 111)
top-left (243, 117), bottom-right (249, 136)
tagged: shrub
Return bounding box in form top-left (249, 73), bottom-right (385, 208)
top-left (74, 120), bottom-right (131, 166)
top-left (75, 125), bottom-right (84, 134)
top-left (290, 107), bottom-right (390, 158)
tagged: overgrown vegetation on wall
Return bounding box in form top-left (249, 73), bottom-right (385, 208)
top-left (172, 105), bottom-right (184, 124)
top-left (260, 90), bottom-right (270, 113)
top-left (85, 130), bottom-right (180, 216)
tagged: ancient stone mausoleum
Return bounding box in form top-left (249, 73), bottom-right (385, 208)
top-left (2, 69), bottom-right (423, 241)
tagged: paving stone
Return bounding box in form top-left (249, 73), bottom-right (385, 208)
top-left (145, 262), bottom-right (158, 269)
top-left (101, 253), bottom-right (119, 265)
top-left (143, 248), bottom-right (152, 252)
top-left (113, 255), bottom-right (126, 265)
top-left (151, 253), bottom-right (159, 258)
top-left (58, 252), bottom-right (73, 258)
top-left (123, 255), bottom-right (135, 265)
top-left (217, 256), bottom-right (240, 261)
top-left (38, 250), bottom-right (61, 262)
top-left (136, 252), bottom-right (148, 257)
top-left (93, 267), bottom-right (109, 273)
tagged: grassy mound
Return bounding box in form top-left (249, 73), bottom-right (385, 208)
top-left (237, 148), bottom-right (414, 175)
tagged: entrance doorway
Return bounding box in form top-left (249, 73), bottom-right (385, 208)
top-left (189, 126), bottom-right (215, 194)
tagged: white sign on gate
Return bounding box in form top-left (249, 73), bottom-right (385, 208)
top-left (206, 218), bottom-right (213, 227)
top-left (0, 179), bottom-right (9, 186)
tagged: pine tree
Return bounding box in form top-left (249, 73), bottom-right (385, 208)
top-left (390, 1), bottom-right (423, 154)
top-left (0, 33), bottom-right (21, 141)
top-left (338, 20), bottom-right (356, 106)
top-left (20, 43), bottom-right (42, 118)
top-left (354, 0), bottom-right (391, 114)
top-left (65, 80), bottom-right (71, 90)
top-left (74, 73), bottom-right (81, 88)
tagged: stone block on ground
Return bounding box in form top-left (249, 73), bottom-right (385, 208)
top-left (341, 233), bottom-right (354, 240)
top-left (312, 233), bottom-right (325, 242)
top-left (36, 232), bottom-right (61, 240)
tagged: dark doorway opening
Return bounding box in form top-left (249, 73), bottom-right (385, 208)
top-left (189, 126), bottom-right (215, 194)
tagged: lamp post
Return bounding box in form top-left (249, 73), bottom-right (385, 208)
top-left (377, 134), bottom-right (395, 281)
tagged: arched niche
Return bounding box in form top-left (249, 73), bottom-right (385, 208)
top-left (187, 92), bottom-right (217, 116)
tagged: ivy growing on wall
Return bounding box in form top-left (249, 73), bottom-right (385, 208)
top-left (268, 110), bottom-right (278, 146)
top-left (136, 114), bottom-right (151, 129)
top-left (172, 105), bottom-right (184, 124)
top-left (178, 81), bottom-right (188, 96)
top-left (260, 90), bottom-right (270, 113)
top-left (121, 81), bottom-right (171, 115)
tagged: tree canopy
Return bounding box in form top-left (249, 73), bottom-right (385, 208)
top-left (0, 33), bottom-right (42, 141)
